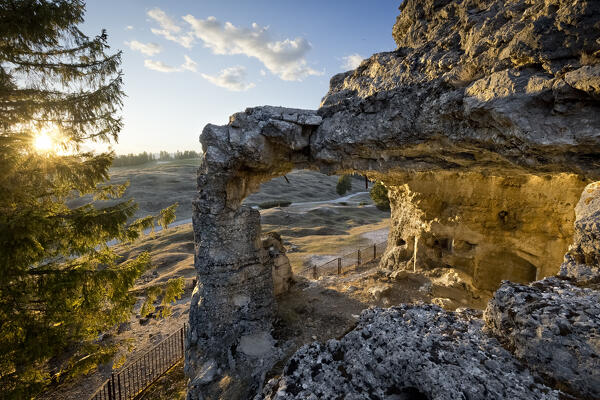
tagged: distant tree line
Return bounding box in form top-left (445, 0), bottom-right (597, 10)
top-left (112, 150), bottom-right (201, 167)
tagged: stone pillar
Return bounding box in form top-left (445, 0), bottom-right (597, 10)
top-left (185, 168), bottom-right (277, 400)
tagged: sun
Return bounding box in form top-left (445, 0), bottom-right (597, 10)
top-left (33, 131), bottom-right (54, 152)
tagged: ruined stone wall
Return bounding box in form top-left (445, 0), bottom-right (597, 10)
top-left (380, 171), bottom-right (587, 290)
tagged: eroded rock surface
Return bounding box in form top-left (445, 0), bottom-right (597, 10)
top-left (484, 179), bottom-right (600, 399)
top-left (313, 0), bottom-right (599, 292)
top-left (187, 108), bottom-right (321, 399)
top-left (315, 0), bottom-right (600, 177)
top-left (259, 305), bottom-right (559, 400)
top-left (485, 277), bottom-right (600, 399)
top-left (560, 181), bottom-right (600, 282)
top-left (259, 181), bottom-right (600, 399)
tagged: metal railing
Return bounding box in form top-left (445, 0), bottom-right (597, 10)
top-left (89, 324), bottom-right (186, 400)
top-left (88, 241), bottom-right (387, 398)
top-left (299, 241), bottom-right (387, 279)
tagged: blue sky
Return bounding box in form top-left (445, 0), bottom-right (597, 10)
top-left (82, 0), bottom-right (400, 154)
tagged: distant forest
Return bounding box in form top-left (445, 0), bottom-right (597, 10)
top-left (112, 150), bottom-right (200, 167)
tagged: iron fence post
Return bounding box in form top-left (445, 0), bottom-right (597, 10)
top-left (357, 249), bottom-right (361, 266)
top-left (112, 373), bottom-right (117, 400)
top-left (337, 258), bottom-right (341, 274)
top-left (374, 243), bottom-right (376, 259)
top-left (107, 378), bottom-right (114, 400)
top-left (180, 326), bottom-right (185, 356)
top-left (117, 374), bottom-right (122, 400)
top-left (313, 265), bottom-right (317, 279)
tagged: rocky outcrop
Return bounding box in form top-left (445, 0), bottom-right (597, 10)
top-left (186, 196), bottom-right (277, 399)
top-left (559, 181), bottom-right (600, 282)
top-left (483, 180), bottom-right (600, 399)
top-left (187, 0), bottom-right (600, 398)
top-left (315, 0), bottom-right (599, 291)
top-left (260, 182), bottom-right (600, 399)
top-left (315, 0), bottom-right (600, 177)
top-left (484, 277), bottom-right (600, 399)
top-left (259, 305), bottom-right (559, 400)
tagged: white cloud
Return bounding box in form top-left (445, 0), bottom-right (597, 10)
top-left (144, 59), bottom-right (180, 73)
top-left (147, 7), bottom-right (194, 48)
top-left (147, 8), bottom-right (181, 33)
top-left (182, 55), bottom-right (197, 72)
top-left (144, 55), bottom-right (197, 73)
top-left (341, 53), bottom-right (363, 70)
top-left (125, 40), bottom-right (162, 56)
top-left (260, 69), bottom-right (266, 76)
top-left (126, 25), bottom-right (134, 31)
top-left (201, 66), bottom-right (255, 91)
top-left (145, 8), bottom-right (321, 81)
top-left (181, 14), bottom-right (321, 81)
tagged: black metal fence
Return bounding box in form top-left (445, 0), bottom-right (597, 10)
top-left (88, 241), bottom-right (386, 399)
top-left (299, 241), bottom-right (387, 279)
top-left (89, 324), bottom-right (186, 400)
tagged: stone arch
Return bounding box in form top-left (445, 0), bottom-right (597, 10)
top-left (185, 106), bottom-right (590, 400)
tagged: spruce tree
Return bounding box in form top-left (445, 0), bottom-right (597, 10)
top-left (0, 1), bottom-right (158, 397)
top-left (336, 175), bottom-right (352, 196)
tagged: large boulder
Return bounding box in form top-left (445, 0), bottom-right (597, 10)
top-left (484, 277), bottom-right (600, 399)
top-left (259, 305), bottom-right (559, 400)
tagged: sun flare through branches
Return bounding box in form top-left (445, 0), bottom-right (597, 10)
top-left (31, 126), bottom-right (74, 155)
top-left (33, 131), bottom-right (54, 153)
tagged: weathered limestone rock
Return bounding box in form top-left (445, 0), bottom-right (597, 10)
top-left (484, 277), bottom-right (600, 399)
top-left (559, 181), bottom-right (600, 282)
top-left (259, 305), bottom-right (559, 400)
top-left (380, 171), bottom-right (586, 291)
top-left (259, 180), bottom-right (600, 399)
top-left (186, 195), bottom-right (277, 399)
top-left (314, 0), bottom-right (600, 177)
top-left (187, 107), bottom-right (321, 399)
top-left (188, 0), bottom-right (600, 398)
top-left (262, 232), bottom-right (293, 296)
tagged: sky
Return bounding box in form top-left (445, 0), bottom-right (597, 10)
top-left (82, 0), bottom-right (401, 154)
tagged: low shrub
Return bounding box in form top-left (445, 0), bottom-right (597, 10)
top-left (370, 182), bottom-right (390, 211)
top-left (258, 200), bottom-right (292, 209)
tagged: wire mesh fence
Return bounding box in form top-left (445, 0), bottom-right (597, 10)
top-left (89, 324), bottom-right (186, 400)
top-left (300, 241), bottom-right (387, 279)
